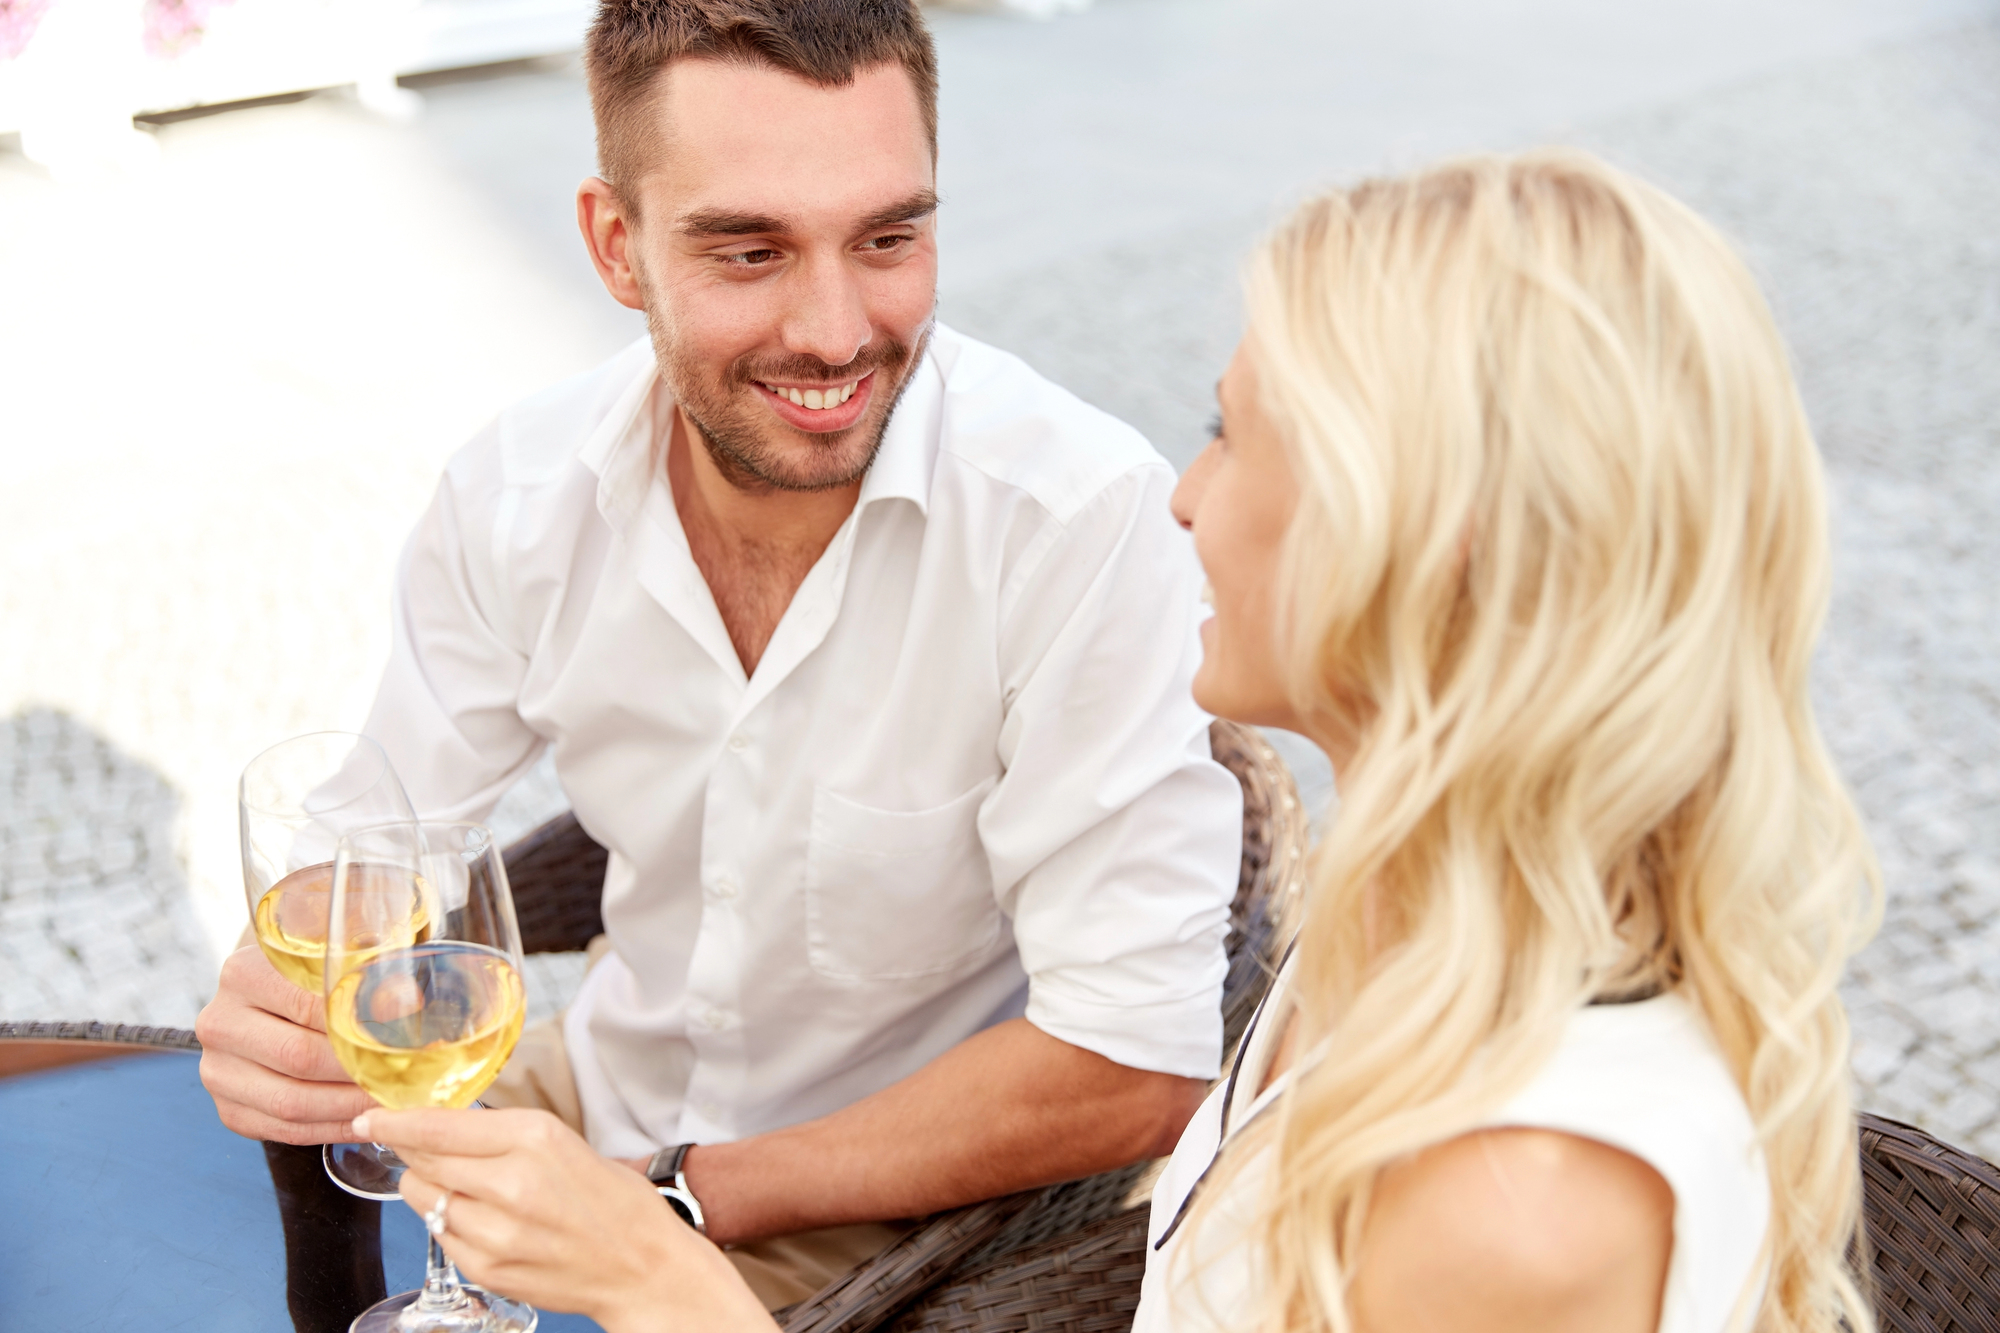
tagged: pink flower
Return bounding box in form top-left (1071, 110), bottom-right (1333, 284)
top-left (0, 0), bottom-right (54, 63)
top-left (142, 0), bottom-right (239, 59)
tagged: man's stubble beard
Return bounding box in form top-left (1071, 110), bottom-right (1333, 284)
top-left (641, 278), bottom-right (934, 495)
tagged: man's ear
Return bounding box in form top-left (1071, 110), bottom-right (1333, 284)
top-left (577, 177), bottom-right (646, 312)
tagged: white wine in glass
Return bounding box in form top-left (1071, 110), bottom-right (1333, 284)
top-left (328, 821), bottom-right (535, 1333)
top-left (255, 862), bottom-right (434, 995)
top-left (239, 732), bottom-right (422, 1200)
top-left (327, 941), bottom-right (524, 1110)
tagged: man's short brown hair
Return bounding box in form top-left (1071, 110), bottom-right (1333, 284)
top-left (585, 0), bottom-right (939, 209)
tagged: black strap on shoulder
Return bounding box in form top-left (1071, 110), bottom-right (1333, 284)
top-left (1153, 938), bottom-right (1297, 1251)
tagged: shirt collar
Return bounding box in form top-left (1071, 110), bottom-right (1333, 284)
top-left (576, 338), bottom-right (666, 538)
top-left (853, 336), bottom-right (942, 518)
top-left (576, 334), bottom-right (942, 528)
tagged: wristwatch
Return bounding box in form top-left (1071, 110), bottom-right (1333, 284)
top-left (644, 1142), bottom-right (707, 1235)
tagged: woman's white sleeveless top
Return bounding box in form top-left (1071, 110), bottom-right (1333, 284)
top-left (1133, 963), bottom-right (1771, 1333)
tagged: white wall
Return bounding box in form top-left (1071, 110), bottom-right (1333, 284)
top-left (0, 0), bottom-right (596, 139)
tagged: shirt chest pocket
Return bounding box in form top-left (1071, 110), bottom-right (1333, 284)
top-left (805, 777), bottom-right (1001, 982)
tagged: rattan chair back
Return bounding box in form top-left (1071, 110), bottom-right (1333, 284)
top-left (503, 811), bottom-right (611, 954)
top-left (1859, 1112), bottom-right (2000, 1333)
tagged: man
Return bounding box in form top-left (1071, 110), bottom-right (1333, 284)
top-left (197, 0), bottom-right (1239, 1309)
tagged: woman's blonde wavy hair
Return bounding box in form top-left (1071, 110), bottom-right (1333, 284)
top-left (1190, 150), bottom-right (1881, 1333)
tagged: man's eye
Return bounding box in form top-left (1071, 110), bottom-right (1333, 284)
top-left (865, 235), bottom-right (910, 253)
top-left (726, 249), bottom-right (779, 266)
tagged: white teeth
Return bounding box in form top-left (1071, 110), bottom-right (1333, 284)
top-left (765, 379), bottom-right (860, 410)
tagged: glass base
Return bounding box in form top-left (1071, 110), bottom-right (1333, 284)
top-left (325, 1102), bottom-right (487, 1199)
top-left (324, 1140), bottom-right (408, 1201)
top-left (350, 1285), bottom-right (537, 1332)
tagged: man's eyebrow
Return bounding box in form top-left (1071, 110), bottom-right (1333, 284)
top-left (673, 190), bottom-right (937, 240)
top-left (675, 209), bottom-right (790, 237)
top-left (854, 189), bottom-right (940, 233)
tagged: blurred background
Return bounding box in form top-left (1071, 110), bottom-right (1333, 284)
top-left (3, 0), bottom-right (1997, 1152)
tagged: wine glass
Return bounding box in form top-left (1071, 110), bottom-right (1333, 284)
top-left (327, 821), bottom-right (536, 1333)
top-left (239, 732), bottom-right (424, 1200)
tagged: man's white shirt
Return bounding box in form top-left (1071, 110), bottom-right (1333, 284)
top-left (364, 324), bottom-right (1240, 1159)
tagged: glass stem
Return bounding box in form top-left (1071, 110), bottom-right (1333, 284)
top-left (413, 1232), bottom-right (473, 1313)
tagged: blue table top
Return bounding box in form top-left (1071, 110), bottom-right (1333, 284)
top-left (0, 1052), bottom-right (605, 1332)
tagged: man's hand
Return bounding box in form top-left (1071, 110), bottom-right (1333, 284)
top-left (195, 945), bottom-right (375, 1144)
top-left (361, 1107), bottom-right (777, 1333)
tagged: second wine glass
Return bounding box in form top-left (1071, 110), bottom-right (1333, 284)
top-left (327, 820), bottom-right (536, 1333)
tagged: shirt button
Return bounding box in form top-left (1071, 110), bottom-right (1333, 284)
top-left (714, 875), bottom-right (738, 899)
top-left (703, 1006), bottom-right (729, 1030)
top-left (727, 732), bottom-right (748, 753)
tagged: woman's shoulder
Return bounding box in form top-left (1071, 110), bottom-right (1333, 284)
top-left (1348, 1124), bottom-right (1675, 1333)
top-left (1471, 991), bottom-right (1772, 1333)
top-left (1351, 994), bottom-right (1763, 1333)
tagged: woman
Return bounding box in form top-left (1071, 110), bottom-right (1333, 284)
top-left (360, 150), bottom-right (1880, 1333)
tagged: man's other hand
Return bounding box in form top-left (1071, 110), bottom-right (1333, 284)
top-left (195, 944), bottom-right (375, 1144)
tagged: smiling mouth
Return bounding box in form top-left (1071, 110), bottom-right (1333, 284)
top-left (755, 374), bottom-right (866, 412)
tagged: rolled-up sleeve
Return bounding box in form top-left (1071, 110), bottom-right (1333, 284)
top-left (983, 463), bottom-right (1240, 1081)
top-left (361, 430), bottom-right (547, 824)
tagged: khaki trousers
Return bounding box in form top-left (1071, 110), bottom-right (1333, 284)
top-left (483, 1000), bottom-right (912, 1311)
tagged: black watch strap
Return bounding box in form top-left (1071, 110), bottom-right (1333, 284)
top-left (644, 1142), bottom-right (694, 1185)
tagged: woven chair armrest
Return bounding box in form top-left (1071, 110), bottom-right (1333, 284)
top-left (779, 1192), bottom-right (1042, 1333)
top-left (883, 1205), bottom-right (1150, 1333)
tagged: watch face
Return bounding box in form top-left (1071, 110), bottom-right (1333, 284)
top-left (658, 1187), bottom-right (697, 1227)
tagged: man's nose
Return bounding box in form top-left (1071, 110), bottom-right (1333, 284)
top-left (779, 254), bottom-right (874, 369)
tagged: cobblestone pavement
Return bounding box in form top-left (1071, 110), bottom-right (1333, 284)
top-left (1, 708), bottom-right (212, 1026)
top-left (4, 5), bottom-right (1998, 1157)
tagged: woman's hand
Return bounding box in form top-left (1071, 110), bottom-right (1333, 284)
top-left (355, 1107), bottom-right (778, 1333)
